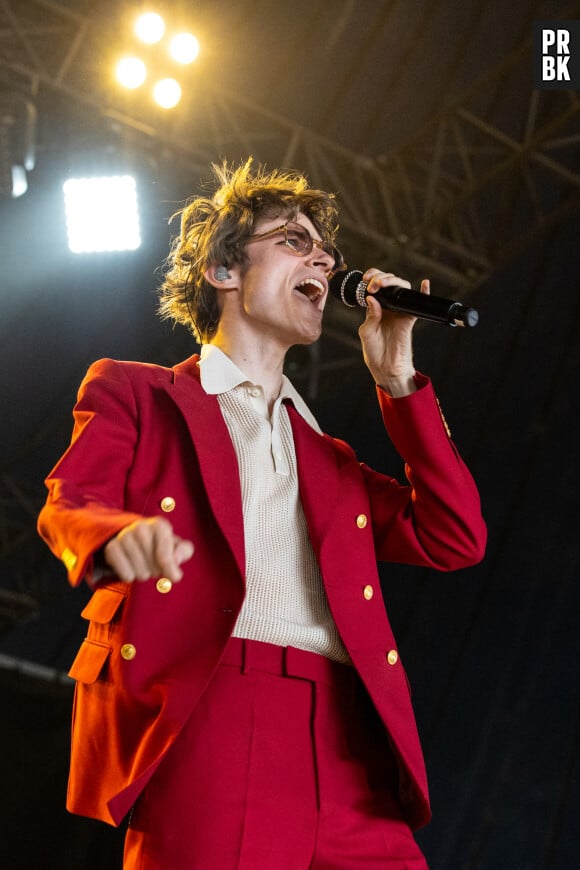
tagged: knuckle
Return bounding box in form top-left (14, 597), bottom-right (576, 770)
top-left (118, 564), bottom-right (136, 582)
top-left (135, 569), bottom-right (152, 581)
top-left (154, 516), bottom-right (173, 536)
top-left (104, 538), bottom-right (119, 557)
top-left (137, 518), bottom-right (153, 531)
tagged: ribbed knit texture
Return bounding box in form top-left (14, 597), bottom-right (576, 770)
top-left (218, 385), bottom-right (350, 664)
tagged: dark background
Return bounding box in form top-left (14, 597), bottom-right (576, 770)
top-left (1, 2), bottom-right (579, 868)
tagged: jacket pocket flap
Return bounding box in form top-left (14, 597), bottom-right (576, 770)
top-left (68, 639), bottom-right (111, 684)
top-left (81, 585), bottom-right (126, 624)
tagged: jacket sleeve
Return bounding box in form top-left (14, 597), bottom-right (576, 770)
top-left (361, 373), bottom-right (486, 571)
top-left (37, 359), bottom-right (146, 586)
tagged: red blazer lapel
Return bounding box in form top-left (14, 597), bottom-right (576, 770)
top-left (164, 355), bottom-right (246, 580)
top-left (286, 403), bottom-right (339, 560)
top-left (160, 361), bottom-right (339, 581)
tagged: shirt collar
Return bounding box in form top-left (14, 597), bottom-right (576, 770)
top-left (198, 344), bottom-right (322, 434)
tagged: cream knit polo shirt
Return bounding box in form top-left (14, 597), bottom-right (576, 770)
top-left (198, 345), bottom-right (349, 664)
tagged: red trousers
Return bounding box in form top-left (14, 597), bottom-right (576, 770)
top-left (123, 638), bottom-right (429, 869)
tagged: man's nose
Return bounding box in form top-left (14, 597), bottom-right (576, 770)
top-left (307, 244), bottom-right (334, 273)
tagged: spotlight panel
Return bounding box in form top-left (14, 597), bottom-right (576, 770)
top-left (63, 175), bottom-right (141, 254)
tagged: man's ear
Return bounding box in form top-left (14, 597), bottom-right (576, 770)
top-left (204, 263), bottom-right (240, 289)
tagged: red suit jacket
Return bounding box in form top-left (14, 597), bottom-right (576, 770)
top-left (37, 355), bottom-right (486, 831)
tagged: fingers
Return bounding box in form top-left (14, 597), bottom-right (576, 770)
top-left (362, 293), bottom-right (383, 322)
top-left (360, 272), bottom-right (431, 332)
top-left (357, 268), bottom-right (424, 391)
top-left (363, 269), bottom-right (412, 296)
top-left (362, 269), bottom-right (430, 298)
top-left (103, 534), bottom-right (143, 584)
top-left (151, 520), bottom-right (187, 582)
top-left (173, 538), bottom-right (195, 567)
top-left (360, 270), bottom-right (414, 329)
top-left (103, 517), bottom-right (194, 584)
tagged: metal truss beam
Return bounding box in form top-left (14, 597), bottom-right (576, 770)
top-left (1, 0), bottom-right (579, 292)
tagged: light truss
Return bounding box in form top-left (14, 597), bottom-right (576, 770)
top-left (1, 0), bottom-right (579, 291)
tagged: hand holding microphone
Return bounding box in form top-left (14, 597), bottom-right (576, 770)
top-left (334, 268), bottom-right (478, 396)
top-left (329, 268), bottom-right (479, 328)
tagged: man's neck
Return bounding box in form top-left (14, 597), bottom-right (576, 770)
top-left (208, 333), bottom-right (287, 412)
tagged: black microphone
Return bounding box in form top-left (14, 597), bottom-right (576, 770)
top-left (329, 269), bottom-right (479, 328)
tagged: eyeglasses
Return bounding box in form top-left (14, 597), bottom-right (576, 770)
top-left (247, 221), bottom-right (345, 274)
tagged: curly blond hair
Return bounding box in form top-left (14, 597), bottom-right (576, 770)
top-left (158, 158), bottom-right (339, 342)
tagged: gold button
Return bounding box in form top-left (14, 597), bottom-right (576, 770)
top-left (156, 577), bottom-right (173, 594)
top-left (387, 649), bottom-right (398, 666)
top-left (61, 547), bottom-right (78, 571)
top-left (356, 514), bottom-right (368, 529)
top-left (363, 584), bottom-right (374, 600)
top-left (121, 643), bottom-right (137, 661)
top-left (160, 496), bottom-right (175, 512)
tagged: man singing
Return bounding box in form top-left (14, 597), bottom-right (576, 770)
top-left (38, 159), bottom-right (486, 868)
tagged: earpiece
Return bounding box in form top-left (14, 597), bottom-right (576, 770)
top-left (214, 265), bottom-right (231, 281)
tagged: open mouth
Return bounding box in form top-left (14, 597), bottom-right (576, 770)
top-left (294, 278), bottom-right (326, 305)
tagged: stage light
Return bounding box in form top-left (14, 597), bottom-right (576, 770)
top-left (153, 78), bottom-right (182, 109)
top-left (116, 56), bottom-right (147, 89)
top-left (169, 32), bottom-right (200, 64)
top-left (0, 94), bottom-right (36, 197)
top-left (112, 14), bottom-right (197, 108)
top-left (135, 12), bottom-right (165, 44)
top-left (63, 175), bottom-right (141, 254)
top-left (11, 166), bottom-right (28, 198)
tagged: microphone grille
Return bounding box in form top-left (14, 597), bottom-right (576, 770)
top-left (329, 270), bottom-right (364, 308)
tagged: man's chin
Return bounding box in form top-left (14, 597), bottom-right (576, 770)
top-left (297, 327), bottom-right (322, 346)
top-left (284, 316), bottom-right (323, 349)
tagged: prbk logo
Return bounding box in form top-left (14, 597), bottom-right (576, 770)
top-left (534, 21), bottom-right (580, 89)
